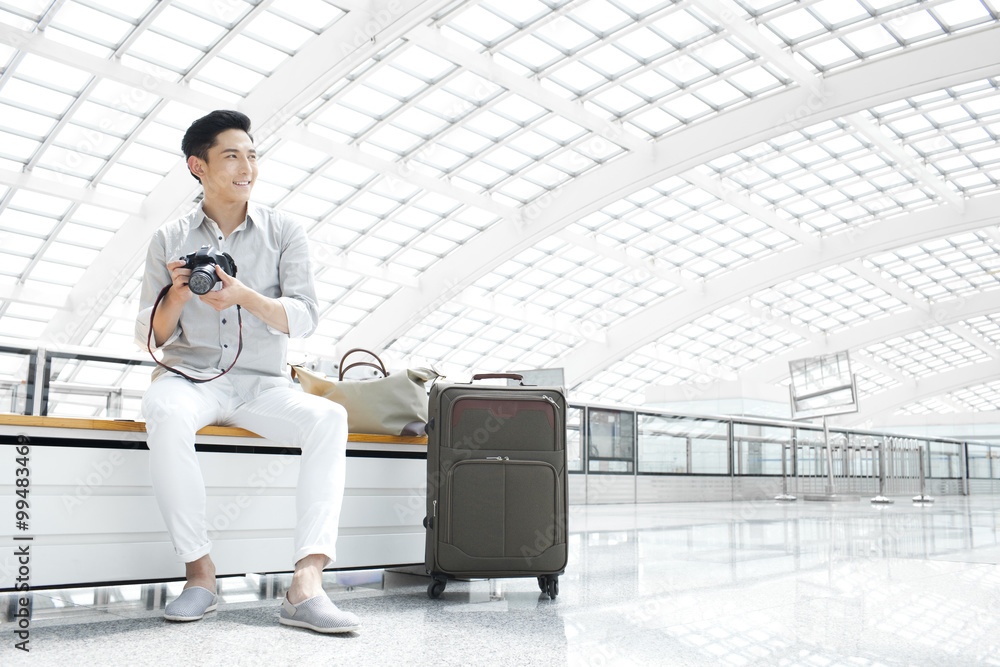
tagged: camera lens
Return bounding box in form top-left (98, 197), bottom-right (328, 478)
top-left (188, 267), bottom-right (216, 295)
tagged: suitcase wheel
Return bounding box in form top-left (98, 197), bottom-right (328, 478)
top-left (428, 575), bottom-right (447, 599)
top-left (539, 575), bottom-right (559, 600)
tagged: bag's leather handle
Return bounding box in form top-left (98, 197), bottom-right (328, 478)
top-left (472, 373), bottom-right (523, 382)
top-left (339, 348), bottom-right (388, 380)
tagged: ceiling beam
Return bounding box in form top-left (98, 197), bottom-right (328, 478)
top-left (335, 26), bottom-right (1000, 356)
top-left (562, 193), bottom-right (1000, 389)
top-left (645, 285), bottom-right (1000, 403)
top-left (842, 359), bottom-right (1000, 426)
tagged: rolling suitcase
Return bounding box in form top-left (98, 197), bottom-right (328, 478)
top-left (424, 373), bottom-right (568, 599)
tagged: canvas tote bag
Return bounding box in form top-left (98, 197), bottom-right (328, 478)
top-left (291, 349), bottom-right (440, 436)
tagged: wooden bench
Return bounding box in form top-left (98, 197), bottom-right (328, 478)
top-left (0, 415), bottom-right (428, 590)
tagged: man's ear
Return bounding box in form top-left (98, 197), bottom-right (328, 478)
top-left (187, 155), bottom-right (205, 180)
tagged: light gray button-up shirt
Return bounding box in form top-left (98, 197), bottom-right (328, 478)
top-left (134, 203), bottom-right (319, 401)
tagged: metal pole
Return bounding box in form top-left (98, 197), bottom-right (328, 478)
top-left (914, 442), bottom-right (935, 504)
top-left (872, 435), bottom-right (893, 504)
top-left (776, 442), bottom-right (796, 501)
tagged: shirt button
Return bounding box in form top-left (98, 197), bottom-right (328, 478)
top-left (222, 319), bottom-right (227, 324)
top-left (224, 344), bottom-right (229, 349)
top-left (218, 236), bottom-right (223, 240)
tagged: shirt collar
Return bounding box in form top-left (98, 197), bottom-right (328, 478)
top-left (195, 202), bottom-right (256, 236)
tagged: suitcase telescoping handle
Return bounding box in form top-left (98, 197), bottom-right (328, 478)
top-left (472, 373), bottom-right (523, 383)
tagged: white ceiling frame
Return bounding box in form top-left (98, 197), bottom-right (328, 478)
top-left (842, 358), bottom-right (1000, 426)
top-left (39, 0), bottom-right (456, 348)
top-left (647, 286), bottom-right (1000, 403)
top-left (569, 193), bottom-right (999, 391)
top-left (0, 167), bottom-right (141, 215)
top-left (848, 259), bottom-right (1000, 360)
top-left (336, 26), bottom-right (1000, 357)
top-left (0, 23), bottom-right (231, 110)
top-left (697, 0), bottom-right (965, 213)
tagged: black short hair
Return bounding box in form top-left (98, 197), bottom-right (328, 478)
top-left (181, 110), bottom-right (254, 182)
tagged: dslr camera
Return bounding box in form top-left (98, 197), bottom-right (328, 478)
top-left (180, 245), bottom-right (238, 295)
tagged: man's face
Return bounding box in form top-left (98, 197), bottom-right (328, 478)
top-left (190, 128), bottom-right (257, 204)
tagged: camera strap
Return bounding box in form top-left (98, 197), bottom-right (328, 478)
top-left (146, 284), bottom-right (244, 383)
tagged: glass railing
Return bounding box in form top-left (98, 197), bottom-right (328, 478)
top-left (570, 403), bottom-right (988, 484)
top-left (0, 344), bottom-right (155, 420)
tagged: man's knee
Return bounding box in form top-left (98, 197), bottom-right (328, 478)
top-left (305, 400), bottom-right (347, 443)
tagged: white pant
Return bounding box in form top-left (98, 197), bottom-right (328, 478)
top-left (141, 374), bottom-right (348, 566)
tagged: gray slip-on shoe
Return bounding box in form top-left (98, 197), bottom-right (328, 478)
top-left (164, 586), bottom-right (218, 622)
top-left (279, 595), bottom-right (360, 634)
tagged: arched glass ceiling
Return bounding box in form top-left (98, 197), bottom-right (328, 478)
top-left (0, 0), bottom-right (997, 423)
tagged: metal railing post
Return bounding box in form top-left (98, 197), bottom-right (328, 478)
top-left (914, 442), bottom-right (935, 504)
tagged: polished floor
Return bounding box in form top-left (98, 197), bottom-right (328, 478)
top-left (4, 496), bottom-right (1000, 666)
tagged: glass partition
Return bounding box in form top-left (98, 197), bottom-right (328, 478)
top-left (45, 352), bottom-right (154, 420)
top-left (968, 444), bottom-right (991, 478)
top-left (733, 423), bottom-right (793, 476)
top-left (588, 408), bottom-right (634, 473)
top-left (567, 407), bottom-right (583, 472)
top-left (638, 414), bottom-right (728, 475)
top-left (928, 440), bottom-right (962, 478)
top-left (794, 427), bottom-right (826, 477)
top-left (0, 345), bottom-right (35, 415)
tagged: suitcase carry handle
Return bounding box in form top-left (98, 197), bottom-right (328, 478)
top-left (472, 373), bottom-right (523, 382)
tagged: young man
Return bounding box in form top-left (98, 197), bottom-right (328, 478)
top-left (134, 110), bottom-right (359, 633)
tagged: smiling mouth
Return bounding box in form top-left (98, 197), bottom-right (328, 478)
top-left (234, 181), bottom-right (251, 186)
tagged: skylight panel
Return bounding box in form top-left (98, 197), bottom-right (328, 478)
top-left (37, 145), bottom-right (103, 178)
top-left (0, 131), bottom-right (39, 162)
top-left (614, 26), bottom-right (674, 61)
top-left (365, 124), bottom-right (423, 156)
top-left (570, 0), bottom-right (633, 36)
top-left (150, 5), bottom-right (225, 47)
top-left (418, 89), bottom-right (476, 122)
top-left (696, 80), bottom-right (745, 108)
top-left (844, 23), bottom-right (901, 57)
top-left (659, 54), bottom-right (712, 87)
top-left (117, 143), bottom-right (181, 174)
top-left (628, 107), bottom-right (682, 136)
top-left (50, 2), bottom-right (134, 46)
top-left (244, 12), bottom-right (316, 53)
top-left (218, 35), bottom-right (290, 74)
top-left (127, 31), bottom-right (203, 72)
top-left (932, 0), bottom-right (995, 29)
top-left (463, 111), bottom-right (520, 141)
top-left (0, 78), bottom-right (75, 116)
top-left (365, 66), bottom-right (429, 101)
top-left (887, 10), bottom-right (946, 43)
top-left (448, 5), bottom-right (518, 45)
top-left (270, 0), bottom-right (346, 31)
top-left (534, 15), bottom-right (597, 52)
top-left (502, 35), bottom-right (565, 71)
top-left (662, 93), bottom-right (713, 122)
top-left (799, 38), bottom-right (858, 70)
top-left (584, 43), bottom-right (641, 78)
top-left (196, 58), bottom-right (265, 95)
top-left (0, 102), bottom-right (55, 138)
top-left (550, 61), bottom-right (607, 94)
top-left (808, 0), bottom-right (871, 27)
top-left (656, 13), bottom-right (714, 47)
top-left (340, 85), bottom-right (402, 118)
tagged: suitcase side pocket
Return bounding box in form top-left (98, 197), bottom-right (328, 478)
top-left (446, 459), bottom-right (561, 561)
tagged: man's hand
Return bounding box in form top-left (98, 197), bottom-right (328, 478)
top-left (165, 260), bottom-right (195, 306)
top-left (198, 264), bottom-right (247, 311)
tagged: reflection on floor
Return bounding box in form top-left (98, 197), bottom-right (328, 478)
top-left (4, 496), bottom-right (1000, 666)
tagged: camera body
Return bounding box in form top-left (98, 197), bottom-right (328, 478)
top-left (180, 245), bottom-right (238, 295)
